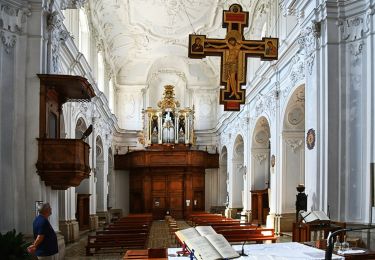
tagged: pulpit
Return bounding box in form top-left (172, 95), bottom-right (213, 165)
top-left (250, 189), bottom-right (269, 225)
top-left (36, 74), bottom-right (95, 189)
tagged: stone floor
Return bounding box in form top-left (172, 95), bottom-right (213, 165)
top-left (64, 221), bottom-right (291, 259)
top-left (64, 220), bottom-right (190, 259)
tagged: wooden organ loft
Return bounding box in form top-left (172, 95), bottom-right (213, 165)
top-left (115, 85), bottom-right (219, 220)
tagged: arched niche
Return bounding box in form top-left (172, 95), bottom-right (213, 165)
top-left (107, 147), bottom-right (115, 209)
top-left (232, 135), bottom-right (245, 209)
top-left (219, 146), bottom-right (228, 206)
top-left (281, 85), bottom-right (305, 215)
top-left (251, 116), bottom-right (271, 190)
top-left (95, 136), bottom-right (106, 212)
top-left (75, 117), bottom-right (90, 194)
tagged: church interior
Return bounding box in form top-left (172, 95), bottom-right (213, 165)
top-left (0, 0), bottom-right (375, 259)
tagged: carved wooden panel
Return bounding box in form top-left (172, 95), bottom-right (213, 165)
top-left (125, 148), bottom-right (218, 219)
top-left (36, 139), bottom-right (90, 189)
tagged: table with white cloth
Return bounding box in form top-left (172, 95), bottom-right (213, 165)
top-left (168, 242), bottom-right (344, 260)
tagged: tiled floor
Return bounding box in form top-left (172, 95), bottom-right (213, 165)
top-left (64, 220), bottom-right (190, 259)
top-left (64, 221), bottom-right (292, 259)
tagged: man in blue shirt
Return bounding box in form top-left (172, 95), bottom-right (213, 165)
top-left (28, 203), bottom-right (58, 259)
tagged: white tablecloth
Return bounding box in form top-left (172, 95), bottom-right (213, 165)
top-left (168, 242), bottom-right (344, 260)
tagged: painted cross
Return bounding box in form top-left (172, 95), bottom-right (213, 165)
top-left (188, 4), bottom-right (278, 111)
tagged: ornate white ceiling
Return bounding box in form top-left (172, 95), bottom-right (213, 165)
top-left (86, 0), bottom-right (264, 86)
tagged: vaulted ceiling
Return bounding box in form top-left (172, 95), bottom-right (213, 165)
top-left (87, 0), bottom-right (271, 87)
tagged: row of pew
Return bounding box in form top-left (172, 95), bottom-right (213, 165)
top-left (188, 213), bottom-right (278, 244)
top-left (86, 213), bottom-right (153, 256)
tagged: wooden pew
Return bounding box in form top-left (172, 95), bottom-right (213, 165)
top-left (124, 248), bottom-right (167, 260)
top-left (217, 228), bottom-right (277, 243)
top-left (86, 235), bottom-right (147, 256)
top-left (212, 224), bottom-right (259, 232)
top-left (86, 215), bottom-right (151, 256)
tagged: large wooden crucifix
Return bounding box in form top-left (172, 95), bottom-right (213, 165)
top-left (188, 4), bottom-right (278, 111)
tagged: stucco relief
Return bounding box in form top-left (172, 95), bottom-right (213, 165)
top-left (128, 0), bottom-right (216, 37)
top-left (255, 130), bottom-right (268, 144)
top-left (287, 107), bottom-right (304, 126)
top-left (198, 95), bottom-right (212, 117)
top-left (0, 30), bottom-right (16, 53)
top-left (255, 91), bottom-right (277, 118)
top-left (252, 153), bottom-right (267, 164)
top-left (339, 15), bottom-right (368, 42)
top-left (124, 94), bottom-right (136, 119)
top-left (289, 52), bottom-right (305, 85)
top-left (285, 138), bottom-right (303, 153)
top-left (298, 22), bottom-right (320, 75)
top-left (349, 41), bottom-right (364, 66)
top-left (0, 3), bottom-right (30, 53)
top-left (48, 11), bottom-right (71, 72)
top-left (0, 4), bottom-right (29, 33)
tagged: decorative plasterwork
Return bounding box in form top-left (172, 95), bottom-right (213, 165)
top-left (297, 21), bottom-right (320, 75)
top-left (127, 0), bottom-right (216, 38)
top-left (252, 153), bottom-right (267, 164)
top-left (0, 3), bottom-right (30, 53)
top-left (0, 30), bottom-right (16, 53)
top-left (0, 3), bottom-right (30, 34)
top-left (338, 8), bottom-right (374, 43)
top-left (279, 0), bottom-right (305, 23)
top-left (47, 11), bottom-right (71, 73)
top-left (285, 138), bottom-right (303, 152)
top-left (60, 0), bottom-right (87, 10)
top-left (289, 51), bottom-right (305, 85)
top-left (254, 90), bottom-right (278, 118)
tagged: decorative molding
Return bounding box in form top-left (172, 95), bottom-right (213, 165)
top-left (0, 30), bottom-right (16, 53)
top-left (285, 138), bottom-right (303, 152)
top-left (289, 51), bottom-right (305, 85)
top-left (255, 91), bottom-right (277, 118)
top-left (252, 153), bottom-right (267, 164)
top-left (339, 8), bottom-right (373, 43)
top-left (61, 0), bottom-right (87, 10)
top-left (47, 11), bottom-right (71, 73)
top-left (287, 107), bottom-right (304, 126)
top-left (297, 22), bottom-right (320, 75)
top-left (349, 41), bottom-right (364, 58)
top-left (0, 3), bottom-right (30, 34)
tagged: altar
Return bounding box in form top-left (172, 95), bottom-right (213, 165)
top-left (167, 242), bottom-right (344, 260)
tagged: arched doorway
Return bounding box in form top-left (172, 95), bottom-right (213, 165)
top-left (281, 85), bottom-right (305, 231)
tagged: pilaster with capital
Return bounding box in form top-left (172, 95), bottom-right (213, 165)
top-left (46, 9), bottom-right (70, 73)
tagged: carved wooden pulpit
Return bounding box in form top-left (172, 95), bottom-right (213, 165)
top-left (188, 4), bottom-right (278, 111)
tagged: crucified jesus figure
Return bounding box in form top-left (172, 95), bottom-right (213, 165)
top-left (206, 34), bottom-right (263, 99)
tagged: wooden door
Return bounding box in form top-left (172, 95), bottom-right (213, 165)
top-left (168, 175), bottom-right (184, 219)
top-left (193, 191), bottom-right (204, 211)
top-left (152, 176), bottom-right (167, 219)
top-left (76, 194), bottom-right (90, 230)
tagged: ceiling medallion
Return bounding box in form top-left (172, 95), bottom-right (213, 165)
top-left (306, 128), bottom-right (316, 150)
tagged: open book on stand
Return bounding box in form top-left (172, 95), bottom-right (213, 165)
top-left (300, 210), bottom-right (330, 224)
top-left (175, 226), bottom-right (240, 260)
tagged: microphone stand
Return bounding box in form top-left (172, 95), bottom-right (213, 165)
top-left (239, 241), bottom-right (248, 256)
top-left (325, 226), bottom-right (375, 260)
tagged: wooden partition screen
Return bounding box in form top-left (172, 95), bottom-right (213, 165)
top-left (115, 148), bottom-right (218, 220)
